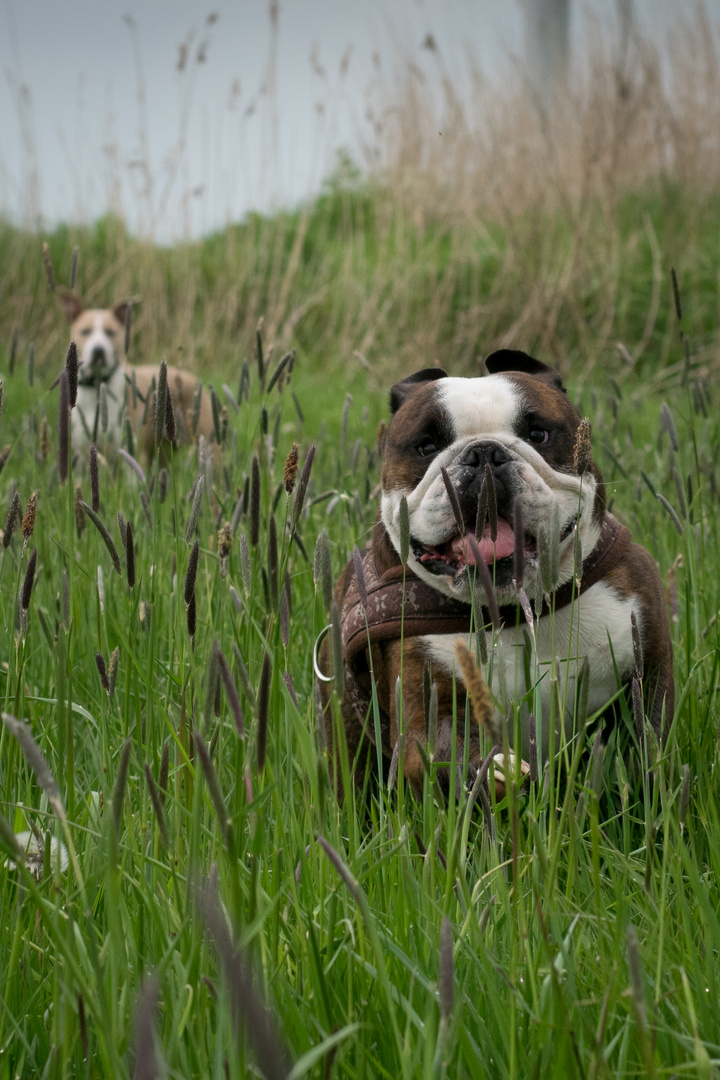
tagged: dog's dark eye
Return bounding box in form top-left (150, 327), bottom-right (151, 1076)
top-left (105, 328), bottom-right (116, 338)
top-left (80, 328), bottom-right (91, 337)
top-left (528, 427), bottom-right (550, 446)
top-left (417, 437), bottom-right (437, 457)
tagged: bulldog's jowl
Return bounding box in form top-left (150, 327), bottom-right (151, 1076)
top-left (324, 352), bottom-right (674, 800)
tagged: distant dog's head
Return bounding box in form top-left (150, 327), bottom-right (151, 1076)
top-left (380, 351), bottom-right (605, 605)
top-left (58, 291), bottom-right (130, 386)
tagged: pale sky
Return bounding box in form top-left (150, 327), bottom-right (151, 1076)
top-left (0, 0), bottom-right (714, 240)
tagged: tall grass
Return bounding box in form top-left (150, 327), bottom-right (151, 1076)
top-left (0, 291), bottom-right (718, 1076)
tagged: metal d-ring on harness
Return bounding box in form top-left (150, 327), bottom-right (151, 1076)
top-left (313, 624), bottom-right (333, 683)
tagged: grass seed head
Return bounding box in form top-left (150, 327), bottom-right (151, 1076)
top-left (3, 490), bottom-right (21, 549)
top-left (267, 513), bottom-right (279, 607)
top-left (3, 712), bottom-right (65, 822)
top-left (257, 651), bottom-right (272, 773)
top-left (250, 454), bottom-right (261, 547)
top-left (108, 646), bottom-right (120, 699)
top-left (21, 491), bottom-right (37, 545)
top-left (58, 369), bottom-right (69, 483)
top-left (399, 494), bottom-right (410, 564)
top-left (455, 639), bottom-right (499, 742)
top-left (283, 442), bottom-right (299, 495)
top-left (441, 466), bottom-right (465, 537)
top-left (185, 475), bottom-right (205, 542)
top-left (125, 520), bottom-right (136, 589)
top-left (164, 384), bottom-right (176, 443)
top-left (240, 532), bottom-right (251, 594)
top-left (186, 592), bottom-right (197, 640)
top-left (0, 444), bottom-right (10, 475)
top-left (95, 652), bottom-right (110, 694)
top-left (216, 642), bottom-right (244, 737)
top-left (38, 417), bottom-right (50, 459)
top-left (292, 443), bottom-right (316, 531)
top-left (573, 417), bottom-right (593, 475)
top-left (78, 500), bottom-right (122, 574)
top-left (185, 538), bottom-right (199, 605)
top-left (314, 529), bottom-right (333, 611)
top-left (154, 360), bottom-right (168, 450)
top-left (21, 547), bottom-right (37, 612)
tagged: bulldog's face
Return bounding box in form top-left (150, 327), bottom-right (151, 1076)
top-left (380, 351), bottom-right (604, 604)
top-left (57, 291), bottom-right (129, 387)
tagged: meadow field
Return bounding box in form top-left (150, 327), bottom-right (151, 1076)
top-left (1, 13), bottom-right (720, 1077)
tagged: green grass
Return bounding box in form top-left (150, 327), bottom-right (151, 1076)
top-left (0, 279), bottom-right (718, 1079)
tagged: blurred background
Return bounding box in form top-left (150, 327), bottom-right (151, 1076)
top-left (1, 0), bottom-right (713, 240)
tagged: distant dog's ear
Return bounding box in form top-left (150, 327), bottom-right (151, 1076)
top-left (111, 300), bottom-right (133, 326)
top-left (56, 289), bottom-right (85, 323)
top-left (390, 368), bottom-right (448, 414)
top-left (485, 349), bottom-right (566, 392)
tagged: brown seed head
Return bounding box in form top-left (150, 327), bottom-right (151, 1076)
top-left (95, 652), bottom-right (110, 694)
top-left (455, 639), bottom-right (500, 742)
top-left (283, 443), bottom-right (299, 495)
top-left (573, 417), bottom-right (592, 476)
top-left (39, 418), bottom-right (50, 459)
top-left (22, 491), bottom-right (38, 544)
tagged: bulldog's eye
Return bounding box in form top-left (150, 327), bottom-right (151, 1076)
top-left (528, 427), bottom-right (550, 446)
top-left (416, 437), bottom-right (437, 457)
top-left (80, 328), bottom-right (91, 337)
top-left (105, 328), bottom-right (116, 338)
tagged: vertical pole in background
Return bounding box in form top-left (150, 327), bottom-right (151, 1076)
top-left (524, 0), bottom-right (571, 107)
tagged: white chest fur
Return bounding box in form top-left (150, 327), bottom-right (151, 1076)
top-left (72, 365), bottom-right (127, 457)
top-left (420, 580), bottom-right (639, 758)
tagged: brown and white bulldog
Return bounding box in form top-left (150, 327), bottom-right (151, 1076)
top-left (57, 291), bottom-right (215, 459)
top-left (327, 351), bottom-right (674, 798)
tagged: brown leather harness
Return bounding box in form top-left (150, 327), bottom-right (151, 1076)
top-left (338, 512), bottom-right (631, 738)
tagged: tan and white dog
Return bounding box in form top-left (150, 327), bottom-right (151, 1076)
top-left (57, 291), bottom-right (214, 459)
top-left (328, 351), bottom-right (674, 798)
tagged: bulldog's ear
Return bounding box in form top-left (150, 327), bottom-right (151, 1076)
top-left (485, 349), bottom-right (566, 392)
top-left (389, 368), bottom-right (448, 414)
top-left (56, 288), bottom-right (85, 323)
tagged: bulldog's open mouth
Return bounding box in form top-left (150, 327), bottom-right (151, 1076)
top-left (411, 515), bottom-right (573, 578)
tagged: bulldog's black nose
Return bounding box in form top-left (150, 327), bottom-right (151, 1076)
top-left (91, 346), bottom-right (107, 367)
top-left (460, 441), bottom-right (511, 470)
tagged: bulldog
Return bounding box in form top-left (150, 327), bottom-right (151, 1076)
top-left (57, 290), bottom-right (215, 460)
top-left (326, 351), bottom-right (674, 798)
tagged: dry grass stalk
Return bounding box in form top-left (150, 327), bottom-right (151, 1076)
top-left (455, 639), bottom-right (500, 743)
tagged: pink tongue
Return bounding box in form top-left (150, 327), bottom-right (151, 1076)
top-left (450, 519), bottom-right (516, 565)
